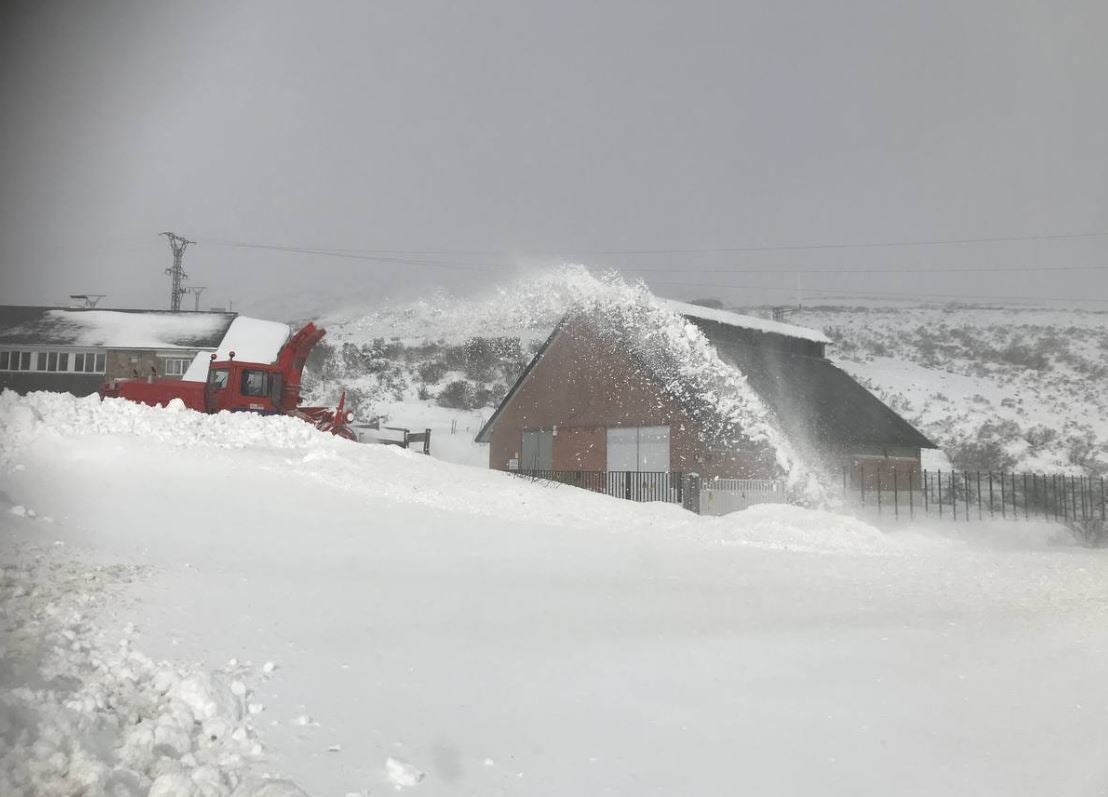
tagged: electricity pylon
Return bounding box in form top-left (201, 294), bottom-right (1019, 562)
top-left (160, 232), bottom-right (195, 312)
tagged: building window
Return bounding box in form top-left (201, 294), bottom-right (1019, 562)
top-left (163, 358), bottom-right (191, 376)
top-left (606, 425), bottom-right (670, 472)
top-left (0, 350), bottom-right (102, 373)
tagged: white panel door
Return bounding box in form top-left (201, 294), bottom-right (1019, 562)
top-left (636, 426), bottom-right (670, 472)
top-left (606, 427), bottom-right (638, 471)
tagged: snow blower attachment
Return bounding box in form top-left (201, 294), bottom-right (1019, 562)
top-left (99, 321), bottom-right (357, 440)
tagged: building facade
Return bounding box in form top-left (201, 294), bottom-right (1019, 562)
top-left (476, 301), bottom-right (935, 483)
top-left (0, 306), bottom-right (236, 396)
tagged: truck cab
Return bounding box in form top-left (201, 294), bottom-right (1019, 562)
top-left (204, 359), bottom-right (284, 414)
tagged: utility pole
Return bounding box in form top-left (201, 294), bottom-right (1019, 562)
top-left (159, 232), bottom-right (195, 312)
top-left (186, 286), bottom-right (207, 311)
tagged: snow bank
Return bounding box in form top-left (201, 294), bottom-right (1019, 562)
top-left (183, 317), bottom-right (292, 382)
top-left (0, 390), bottom-right (335, 458)
top-left (711, 504), bottom-right (893, 555)
top-left (0, 544), bottom-right (304, 797)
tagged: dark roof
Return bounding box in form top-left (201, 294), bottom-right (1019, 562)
top-left (693, 317), bottom-right (936, 449)
top-left (0, 306), bottom-right (236, 349)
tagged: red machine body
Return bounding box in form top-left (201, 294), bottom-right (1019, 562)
top-left (99, 322), bottom-right (356, 440)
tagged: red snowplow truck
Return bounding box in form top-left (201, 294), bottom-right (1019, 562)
top-left (99, 322), bottom-right (356, 439)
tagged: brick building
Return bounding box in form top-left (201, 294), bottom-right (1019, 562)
top-left (475, 300), bottom-right (934, 483)
top-left (0, 306), bottom-right (236, 396)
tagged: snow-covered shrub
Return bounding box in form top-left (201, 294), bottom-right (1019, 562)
top-left (436, 380), bottom-right (475, 409)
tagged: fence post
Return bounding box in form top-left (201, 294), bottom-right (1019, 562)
top-left (938, 469), bottom-right (943, 518)
top-left (1102, 477), bottom-right (1106, 522)
top-left (950, 470), bottom-right (956, 522)
top-left (682, 473), bottom-right (702, 514)
top-left (893, 468), bottom-right (899, 520)
top-left (1000, 473), bottom-right (1006, 519)
top-left (908, 469), bottom-right (914, 520)
top-left (976, 471), bottom-right (983, 520)
top-left (859, 463), bottom-right (865, 507)
top-left (923, 470), bottom-right (929, 513)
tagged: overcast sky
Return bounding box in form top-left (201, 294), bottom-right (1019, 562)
top-left (2, 0), bottom-right (1107, 316)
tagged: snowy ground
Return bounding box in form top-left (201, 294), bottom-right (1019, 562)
top-left (3, 391), bottom-right (1108, 796)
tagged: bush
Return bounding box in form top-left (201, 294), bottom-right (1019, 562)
top-left (436, 380), bottom-right (473, 409)
top-left (417, 360), bottom-right (449, 385)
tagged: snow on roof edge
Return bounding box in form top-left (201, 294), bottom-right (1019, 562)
top-left (661, 300), bottom-right (831, 344)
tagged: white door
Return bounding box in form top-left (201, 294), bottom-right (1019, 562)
top-left (637, 426), bottom-right (670, 472)
top-left (606, 426), bottom-right (670, 471)
top-left (606, 427), bottom-right (638, 471)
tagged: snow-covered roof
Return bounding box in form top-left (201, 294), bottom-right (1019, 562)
top-left (182, 317), bottom-right (291, 382)
top-left (0, 306), bottom-right (236, 349)
top-left (661, 300), bottom-right (831, 344)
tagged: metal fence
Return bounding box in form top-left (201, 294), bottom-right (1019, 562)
top-left (844, 465), bottom-right (1107, 523)
top-left (512, 466), bottom-right (1107, 525)
top-left (513, 469), bottom-right (684, 504)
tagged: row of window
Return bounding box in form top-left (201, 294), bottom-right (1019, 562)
top-left (0, 350), bottom-right (107, 374)
top-left (0, 351), bottom-right (196, 377)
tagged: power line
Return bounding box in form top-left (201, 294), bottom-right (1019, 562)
top-left (648, 279), bottom-right (1108, 305)
top-left (569, 230), bottom-right (1108, 256)
top-left (200, 238), bottom-right (497, 271)
top-left (199, 236), bottom-right (1108, 277)
top-left (622, 263), bottom-right (1108, 275)
top-left (199, 228), bottom-right (1108, 261)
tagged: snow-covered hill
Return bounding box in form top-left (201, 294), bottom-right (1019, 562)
top-left (3, 391), bottom-right (1107, 797)
top-left (300, 268), bottom-right (1108, 475)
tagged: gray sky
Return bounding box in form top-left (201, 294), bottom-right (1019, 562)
top-left (2, 0), bottom-right (1107, 316)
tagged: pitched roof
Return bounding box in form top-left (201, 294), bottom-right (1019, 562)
top-left (0, 306), bottom-right (237, 349)
top-left (701, 322), bottom-right (935, 449)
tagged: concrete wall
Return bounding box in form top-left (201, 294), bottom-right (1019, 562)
top-left (105, 350), bottom-right (198, 381)
top-left (486, 320), bottom-right (777, 478)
